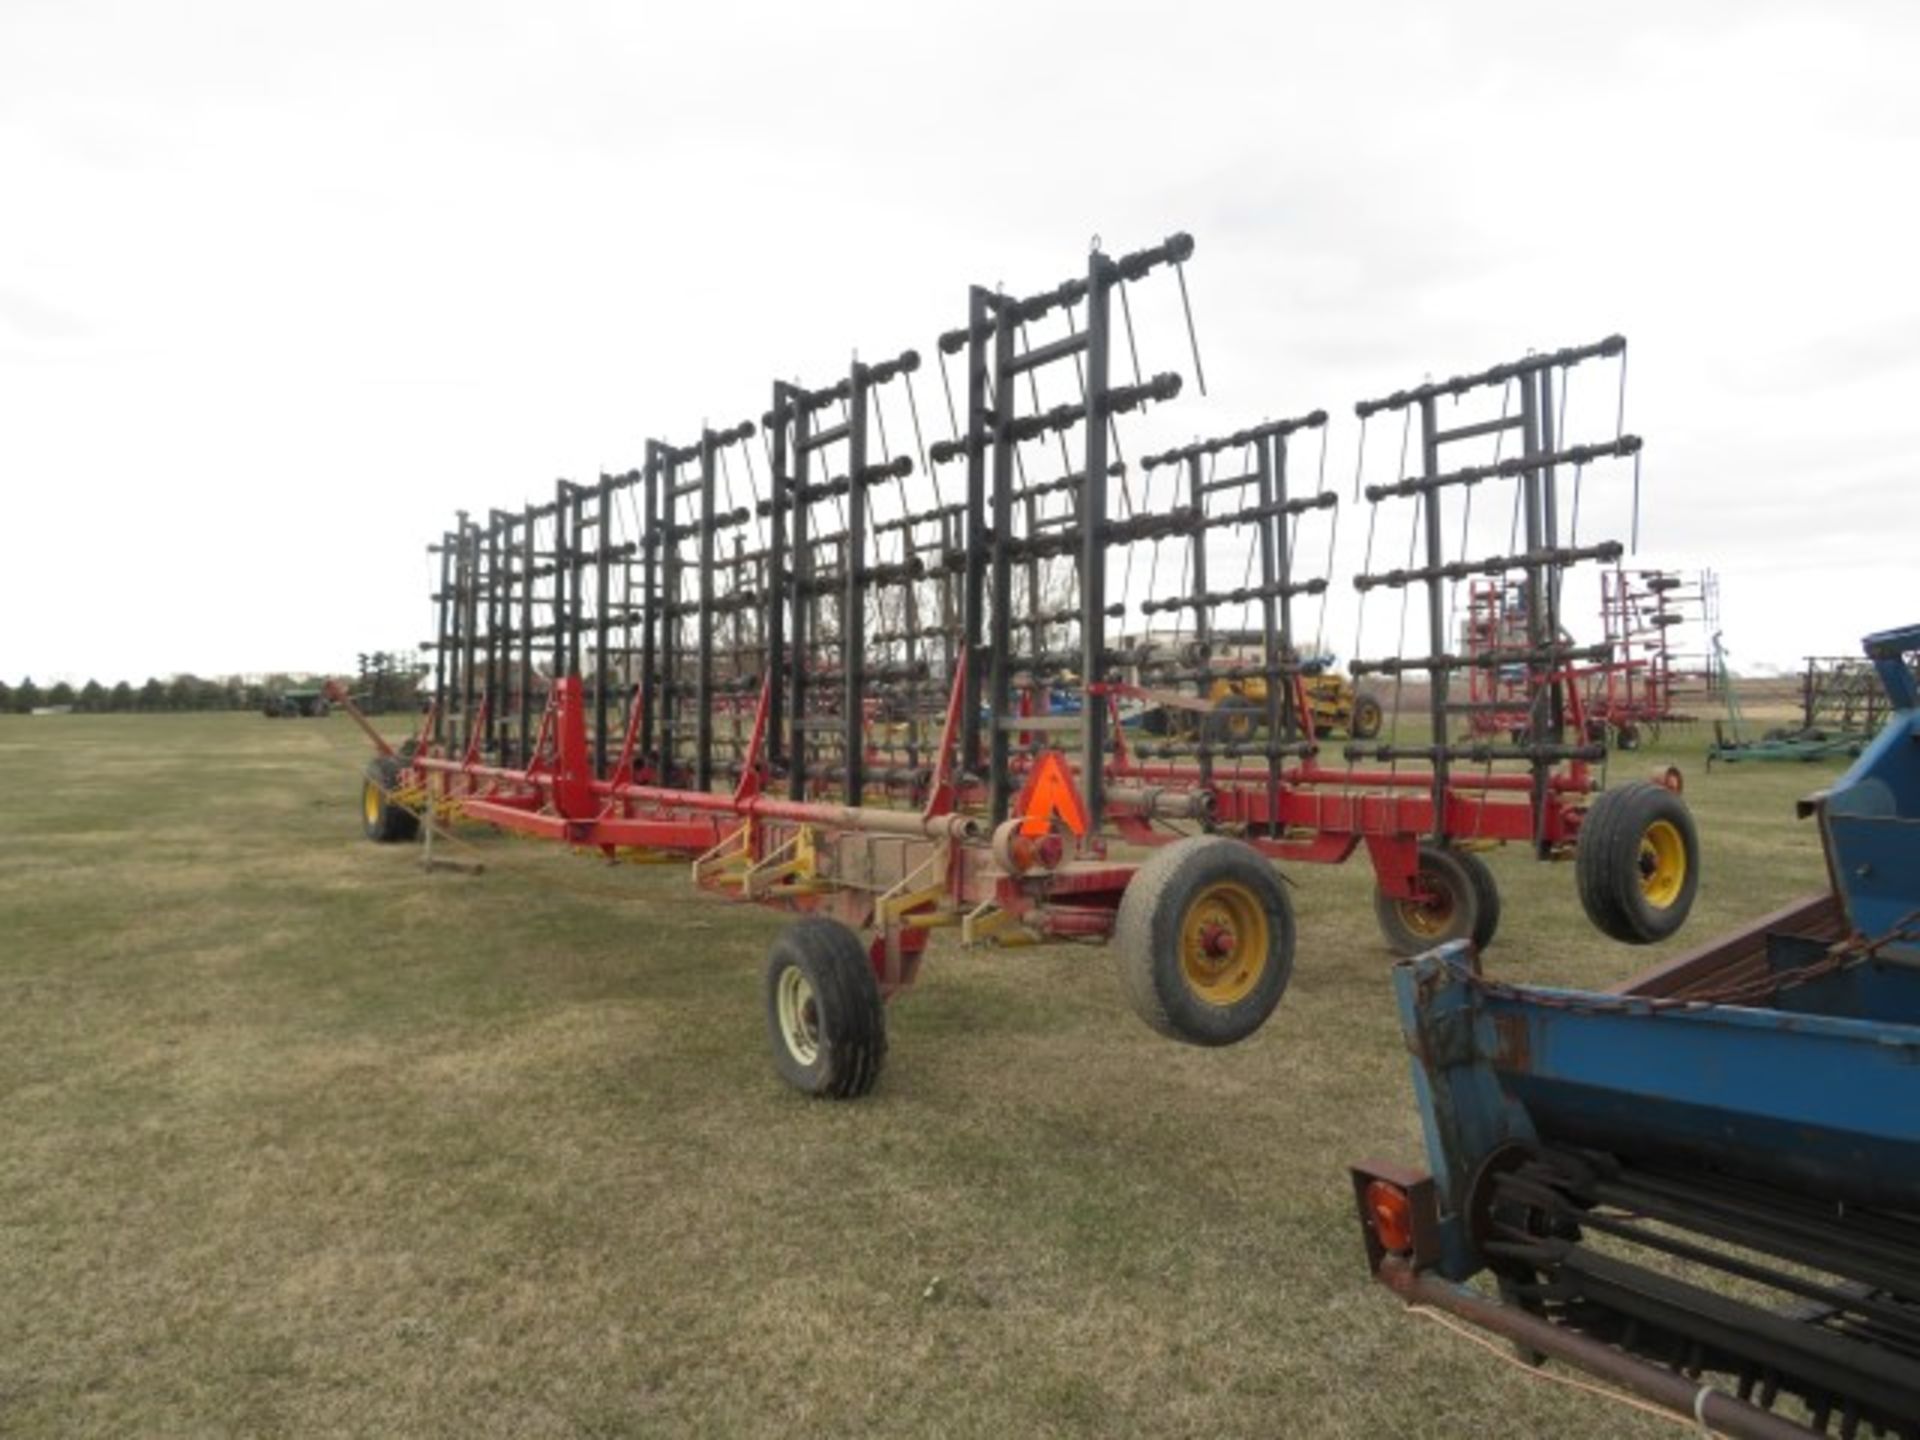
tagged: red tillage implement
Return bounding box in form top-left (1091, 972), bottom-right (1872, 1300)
top-left (1582, 563), bottom-right (1717, 749)
top-left (348, 233), bottom-right (1699, 1097)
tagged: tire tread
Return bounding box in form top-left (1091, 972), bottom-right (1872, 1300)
top-left (1576, 781), bottom-right (1700, 944)
top-left (1373, 844), bottom-right (1488, 957)
top-left (362, 755), bottom-right (419, 843)
top-left (1114, 836), bottom-right (1295, 1047)
top-left (764, 918), bottom-right (887, 1100)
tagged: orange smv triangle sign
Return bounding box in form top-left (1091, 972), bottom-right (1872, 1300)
top-left (1017, 750), bottom-right (1090, 838)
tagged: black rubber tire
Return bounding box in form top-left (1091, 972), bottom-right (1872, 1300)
top-left (1614, 723), bottom-right (1640, 752)
top-left (361, 754), bottom-right (419, 843)
top-left (1348, 691), bottom-right (1385, 740)
top-left (1115, 836), bottom-right (1294, 1047)
top-left (1453, 847), bottom-right (1502, 954)
top-left (1576, 781), bottom-right (1701, 944)
top-left (763, 918), bottom-right (887, 1099)
top-left (1207, 696), bottom-right (1261, 744)
top-left (1373, 844), bottom-right (1488, 957)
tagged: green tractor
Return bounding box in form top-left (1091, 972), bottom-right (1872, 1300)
top-left (263, 688), bottom-right (331, 719)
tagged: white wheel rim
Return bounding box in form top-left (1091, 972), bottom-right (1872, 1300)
top-left (776, 966), bottom-right (820, 1066)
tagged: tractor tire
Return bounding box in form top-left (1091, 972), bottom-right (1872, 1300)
top-left (1373, 844), bottom-right (1496, 957)
top-left (1348, 691), bottom-right (1385, 740)
top-left (1576, 781), bottom-right (1700, 944)
top-left (1207, 696), bottom-right (1261, 745)
top-left (361, 755), bottom-right (419, 843)
top-left (1115, 835), bottom-right (1294, 1047)
top-left (1455, 848), bottom-right (1502, 954)
top-left (763, 918), bottom-right (887, 1099)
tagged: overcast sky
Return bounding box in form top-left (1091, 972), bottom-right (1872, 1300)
top-left (4, 0), bottom-right (1915, 685)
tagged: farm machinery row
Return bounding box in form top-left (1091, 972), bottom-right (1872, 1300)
top-left (347, 230), bottom-right (1701, 1097)
top-left (1352, 624), bottom-right (1920, 1437)
top-left (1462, 564), bottom-right (1718, 751)
top-left (1708, 643), bottom-right (1907, 766)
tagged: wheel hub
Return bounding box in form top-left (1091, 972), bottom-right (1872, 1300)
top-left (1178, 882), bottom-right (1269, 1006)
top-left (1637, 818), bottom-right (1687, 908)
top-left (1197, 920), bottom-right (1237, 959)
top-left (775, 966), bottom-right (821, 1066)
top-left (1399, 886), bottom-right (1454, 937)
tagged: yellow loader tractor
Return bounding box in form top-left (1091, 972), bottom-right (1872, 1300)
top-left (1157, 655), bottom-right (1385, 742)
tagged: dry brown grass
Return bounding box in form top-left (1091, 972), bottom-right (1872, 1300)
top-left (0, 713), bottom-right (1840, 1436)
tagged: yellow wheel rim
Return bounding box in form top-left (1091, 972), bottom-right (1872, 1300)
top-left (1394, 889), bottom-right (1456, 939)
top-left (1179, 880), bottom-right (1270, 1006)
top-left (363, 781), bottom-right (382, 826)
top-left (1638, 819), bottom-right (1687, 908)
top-left (1392, 862), bottom-right (1460, 940)
top-left (776, 966), bottom-right (820, 1065)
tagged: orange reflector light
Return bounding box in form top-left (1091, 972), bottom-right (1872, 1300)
top-left (1364, 1179), bottom-right (1415, 1255)
top-left (1018, 750), bottom-right (1090, 838)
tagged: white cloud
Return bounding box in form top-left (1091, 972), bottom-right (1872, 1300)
top-left (2, 0), bottom-right (1915, 683)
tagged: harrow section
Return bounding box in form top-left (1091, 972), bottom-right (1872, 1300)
top-left (344, 231), bottom-right (1702, 1098)
top-left (1339, 337), bottom-right (1693, 945)
top-left (1584, 563), bottom-right (1718, 748)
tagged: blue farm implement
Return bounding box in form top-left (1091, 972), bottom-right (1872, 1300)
top-left (1352, 623), bottom-right (1920, 1438)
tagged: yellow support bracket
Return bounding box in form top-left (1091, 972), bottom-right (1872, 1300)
top-left (614, 846), bottom-right (682, 865)
top-left (691, 824), bottom-right (751, 889)
top-left (961, 899), bottom-right (1038, 947)
top-left (743, 826), bottom-right (824, 899)
top-left (877, 841), bottom-right (950, 929)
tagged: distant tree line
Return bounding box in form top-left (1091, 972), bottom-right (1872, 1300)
top-left (0, 675), bottom-right (291, 714)
top-left (0, 651), bottom-right (428, 715)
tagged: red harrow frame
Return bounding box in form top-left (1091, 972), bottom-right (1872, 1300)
top-left (348, 233), bottom-right (1701, 1098)
top-left (1581, 563), bottom-right (1717, 748)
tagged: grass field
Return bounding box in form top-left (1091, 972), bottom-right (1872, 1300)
top-left (0, 712), bottom-right (1844, 1437)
